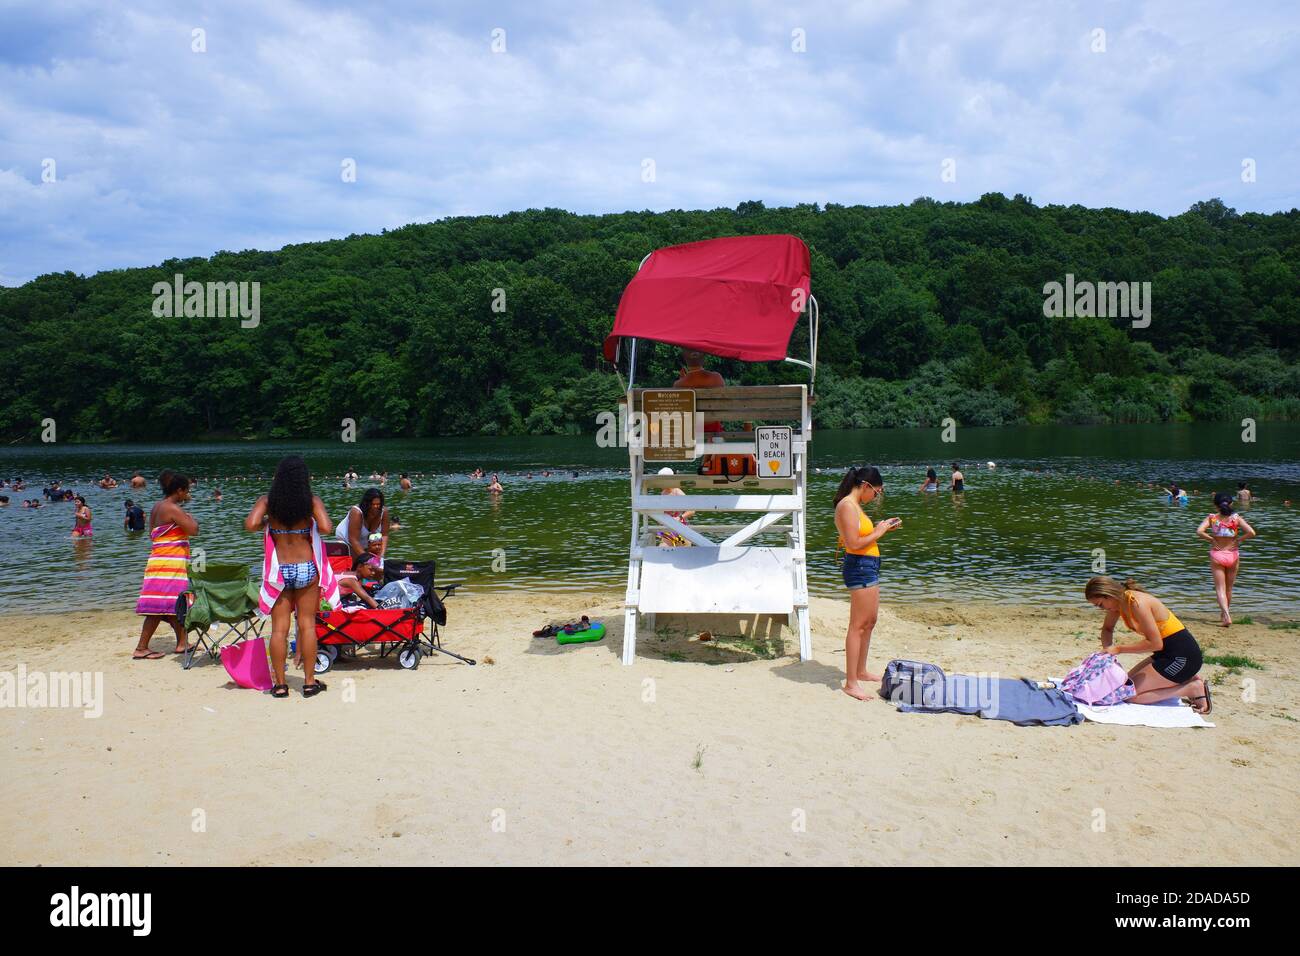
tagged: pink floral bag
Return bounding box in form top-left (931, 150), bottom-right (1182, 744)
top-left (1062, 652), bottom-right (1135, 706)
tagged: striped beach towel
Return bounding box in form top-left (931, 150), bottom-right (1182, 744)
top-left (135, 523), bottom-right (190, 616)
top-left (258, 523), bottom-right (340, 614)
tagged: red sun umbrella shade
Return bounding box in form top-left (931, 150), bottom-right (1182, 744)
top-left (603, 234), bottom-right (811, 364)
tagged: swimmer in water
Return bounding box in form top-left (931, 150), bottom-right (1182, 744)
top-left (72, 495), bottom-right (93, 537)
top-left (950, 463), bottom-right (964, 492)
top-left (919, 467), bottom-right (938, 492)
top-left (487, 474), bottom-right (503, 494)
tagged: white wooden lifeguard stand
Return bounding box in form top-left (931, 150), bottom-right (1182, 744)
top-left (611, 222), bottom-right (821, 665)
top-left (621, 382), bottom-right (815, 664)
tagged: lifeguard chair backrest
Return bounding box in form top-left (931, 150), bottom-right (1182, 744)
top-left (629, 386), bottom-right (806, 425)
top-left (690, 386), bottom-right (805, 422)
top-left (327, 554), bottom-right (353, 576)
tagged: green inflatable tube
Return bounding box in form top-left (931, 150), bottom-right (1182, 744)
top-left (556, 621), bottom-right (606, 645)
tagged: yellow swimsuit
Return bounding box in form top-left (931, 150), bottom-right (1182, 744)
top-left (1119, 590), bottom-right (1183, 638)
top-left (839, 507), bottom-right (880, 557)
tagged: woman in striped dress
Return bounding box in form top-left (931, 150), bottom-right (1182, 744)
top-left (132, 472), bottom-right (199, 659)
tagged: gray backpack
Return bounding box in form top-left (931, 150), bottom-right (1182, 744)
top-left (879, 659), bottom-right (947, 707)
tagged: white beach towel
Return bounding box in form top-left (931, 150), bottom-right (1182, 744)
top-left (1073, 699), bottom-right (1215, 728)
top-left (1046, 678), bottom-right (1215, 728)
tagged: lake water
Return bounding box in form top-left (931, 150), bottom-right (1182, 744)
top-left (3, 424), bottom-right (1298, 617)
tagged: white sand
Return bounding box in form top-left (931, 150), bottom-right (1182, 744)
top-left (1, 593), bottom-right (1296, 865)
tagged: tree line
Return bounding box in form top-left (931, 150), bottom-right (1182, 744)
top-left (2, 194), bottom-right (1297, 442)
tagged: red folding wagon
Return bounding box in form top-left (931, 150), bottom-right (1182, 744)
top-left (312, 551), bottom-right (475, 673)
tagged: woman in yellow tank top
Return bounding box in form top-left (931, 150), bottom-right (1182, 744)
top-left (834, 466), bottom-right (904, 701)
top-left (1084, 576), bottom-right (1210, 713)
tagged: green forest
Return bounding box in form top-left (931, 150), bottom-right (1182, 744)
top-left (2, 194), bottom-right (1297, 442)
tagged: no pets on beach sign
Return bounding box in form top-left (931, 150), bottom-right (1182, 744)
top-left (755, 426), bottom-right (792, 477)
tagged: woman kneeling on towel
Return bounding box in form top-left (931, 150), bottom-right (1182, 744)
top-left (1084, 576), bottom-right (1211, 714)
top-left (245, 456), bottom-right (334, 699)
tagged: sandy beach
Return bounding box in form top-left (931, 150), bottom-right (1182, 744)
top-left (2, 592), bottom-right (1297, 866)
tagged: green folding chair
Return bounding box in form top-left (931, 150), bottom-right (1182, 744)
top-left (176, 563), bottom-right (264, 670)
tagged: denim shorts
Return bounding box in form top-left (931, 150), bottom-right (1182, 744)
top-left (842, 553), bottom-right (881, 590)
top-left (280, 561), bottom-right (319, 590)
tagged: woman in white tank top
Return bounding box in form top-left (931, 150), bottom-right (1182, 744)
top-left (337, 488), bottom-right (389, 560)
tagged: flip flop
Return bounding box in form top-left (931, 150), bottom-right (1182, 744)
top-left (1183, 678), bottom-right (1213, 715)
top-left (132, 650), bottom-right (166, 660)
top-left (533, 616), bottom-right (589, 638)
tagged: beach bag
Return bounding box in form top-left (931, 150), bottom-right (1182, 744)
top-left (880, 659), bottom-right (946, 707)
top-left (1061, 652), bottom-right (1135, 706)
top-left (374, 578), bottom-right (424, 609)
top-left (220, 637), bottom-right (273, 691)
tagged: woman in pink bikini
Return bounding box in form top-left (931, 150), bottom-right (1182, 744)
top-left (1197, 491), bottom-right (1256, 627)
top-left (71, 495), bottom-right (93, 537)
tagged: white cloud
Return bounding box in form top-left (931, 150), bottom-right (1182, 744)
top-left (0, 0), bottom-right (1297, 283)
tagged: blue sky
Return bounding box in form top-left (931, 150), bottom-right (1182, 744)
top-left (1, 0), bottom-right (1297, 285)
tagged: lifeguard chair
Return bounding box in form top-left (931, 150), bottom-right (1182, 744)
top-left (603, 235), bottom-right (819, 665)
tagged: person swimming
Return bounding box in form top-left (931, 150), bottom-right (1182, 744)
top-left (1084, 576), bottom-right (1210, 714)
top-left (1236, 481), bottom-right (1252, 504)
top-left (950, 463), bottom-right (964, 492)
top-left (1165, 482), bottom-right (1188, 504)
top-left (1197, 491), bottom-right (1256, 627)
top-left (919, 467), bottom-right (938, 492)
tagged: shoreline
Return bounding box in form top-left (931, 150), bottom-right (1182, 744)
top-left (7, 419), bottom-right (1300, 448)
top-left (6, 591), bottom-right (1297, 627)
top-left (3, 589), bottom-right (1297, 866)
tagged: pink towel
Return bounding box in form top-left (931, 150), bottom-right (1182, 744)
top-left (258, 523), bottom-right (339, 614)
top-left (220, 637), bottom-right (273, 691)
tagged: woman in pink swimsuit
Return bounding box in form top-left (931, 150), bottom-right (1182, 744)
top-left (1197, 491), bottom-right (1256, 627)
top-left (71, 495), bottom-right (93, 537)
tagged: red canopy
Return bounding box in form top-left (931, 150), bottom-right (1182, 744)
top-left (603, 234), bottom-right (811, 363)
